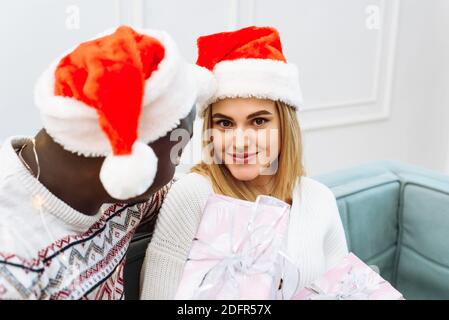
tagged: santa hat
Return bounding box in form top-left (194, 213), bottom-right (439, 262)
top-left (34, 25), bottom-right (215, 200)
top-left (196, 26), bottom-right (303, 116)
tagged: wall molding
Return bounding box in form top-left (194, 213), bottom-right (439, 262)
top-left (115, 0), bottom-right (144, 27)
top-left (230, 0), bottom-right (401, 131)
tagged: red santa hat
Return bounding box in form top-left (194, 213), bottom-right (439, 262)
top-left (196, 26), bottom-right (303, 116)
top-left (34, 25), bottom-right (215, 200)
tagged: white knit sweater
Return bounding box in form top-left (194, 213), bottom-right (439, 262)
top-left (140, 172), bottom-right (349, 299)
top-left (0, 137), bottom-right (168, 299)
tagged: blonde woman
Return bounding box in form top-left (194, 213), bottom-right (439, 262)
top-left (140, 26), bottom-right (348, 299)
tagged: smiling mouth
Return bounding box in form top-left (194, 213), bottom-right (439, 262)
top-left (228, 152), bottom-right (259, 163)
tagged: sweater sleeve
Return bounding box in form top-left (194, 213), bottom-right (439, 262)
top-left (0, 257), bottom-right (43, 299)
top-left (0, 226), bottom-right (43, 299)
top-left (139, 173), bottom-right (213, 300)
top-left (323, 190), bottom-right (349, 271)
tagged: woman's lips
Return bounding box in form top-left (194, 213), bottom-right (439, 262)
top-left (228, 152), bottom-right (259, 163)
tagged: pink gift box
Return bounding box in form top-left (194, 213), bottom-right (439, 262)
top-left (175, 193), bottom-right (298, 300)
top-left (292, 252), bottom-right (405, 300)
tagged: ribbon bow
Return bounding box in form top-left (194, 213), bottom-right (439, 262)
top-left (188, 195), bottom-right (297, 299)
top-left (307, 266), bottom-right (383, 300)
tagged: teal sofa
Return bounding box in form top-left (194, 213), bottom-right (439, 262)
top-left (124, 160), bottom-right (449, 300)
top-left (315, 160), bottom-right (449, 300)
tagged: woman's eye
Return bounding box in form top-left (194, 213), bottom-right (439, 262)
top-left (218, 120), bottom-right (233, 128)
top-left (253, 118), bottom-right (267, 126)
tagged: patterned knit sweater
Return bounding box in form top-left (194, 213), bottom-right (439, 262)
top-left (0, 137), bottom-right (168, 300)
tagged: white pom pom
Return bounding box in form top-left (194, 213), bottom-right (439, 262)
top-left (100, 141), bottom-right (158, 200)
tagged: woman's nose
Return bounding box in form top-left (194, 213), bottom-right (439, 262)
top-left (230, 128), bottom-right (257, 151)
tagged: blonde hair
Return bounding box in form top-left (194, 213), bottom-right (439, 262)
top-left (191, 100), bottom-right (305, 203)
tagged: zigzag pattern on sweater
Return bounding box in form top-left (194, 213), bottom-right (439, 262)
top-left (40, 206), bottom-right (142, 299)
top-left (39, 203), bottom-right (131, 263)
top-left (0, 200), bottom-right (155, 299)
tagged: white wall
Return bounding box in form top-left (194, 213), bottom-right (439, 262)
top-left (0, 0), bottom-right (119, 139)
top-left (301, 0), bottom-right (449, 175)
top-left (0, 0), bottom-right (448, 175)
top-left (438, 0), bottom-right (449, 173)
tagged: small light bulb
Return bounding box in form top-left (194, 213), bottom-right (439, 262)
top-left (32, 195), bottom-right (44, 209)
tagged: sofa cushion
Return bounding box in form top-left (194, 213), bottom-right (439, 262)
top-left (316, 168), bottom-right (401, 283)
top-left (335, 181), bottom-right (400, 283)
top-left (395, 182), bottom-right (449, 299)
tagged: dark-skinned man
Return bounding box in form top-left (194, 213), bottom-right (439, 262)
top-left (0, 25), bottom-right (215, 300)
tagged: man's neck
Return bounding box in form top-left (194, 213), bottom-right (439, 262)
top-left (18, 130), bottom-right (110, 215)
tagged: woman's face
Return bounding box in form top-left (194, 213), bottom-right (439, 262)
top-left (210, 98), bottom-right (281, 181)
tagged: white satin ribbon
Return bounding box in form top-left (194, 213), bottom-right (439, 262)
top-left (306, 266), bottom-right (384, 300)
top-left (188, 195), bottom-right (299, 300)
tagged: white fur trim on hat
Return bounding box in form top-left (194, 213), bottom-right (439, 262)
top-left (99, 141), bottom-right (157, 200)
top-left (198, 58), bottom-right (303, 117)
top-left (190, 65), bottom-right (217, 110)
